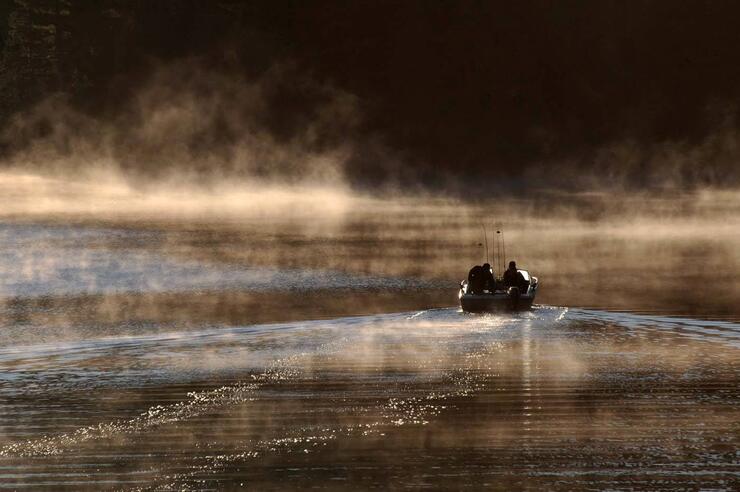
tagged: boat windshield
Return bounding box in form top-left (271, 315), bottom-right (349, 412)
top-left (518, 270), bottom-right (530, 282)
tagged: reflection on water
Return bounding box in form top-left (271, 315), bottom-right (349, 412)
top-left (1, 307), bottom-right (738, 490)
top-left (0, 223), bottom-right (445, 298)
top-left (0, 216), bottom-right (738, 490)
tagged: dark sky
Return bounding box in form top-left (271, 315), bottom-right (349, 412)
top-left (2, 0), bottom-right (740, 190)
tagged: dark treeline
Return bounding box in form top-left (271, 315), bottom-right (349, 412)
top-left (2, 0), bottom-right (740, 191)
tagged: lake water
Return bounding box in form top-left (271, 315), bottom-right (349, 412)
top-left (0, 195), bottom-right (738, 490)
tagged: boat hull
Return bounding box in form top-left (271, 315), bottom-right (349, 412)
top-left (459, 292), bottom-right (535, 312)
top-left (459, 270), bottom-right (538, 313)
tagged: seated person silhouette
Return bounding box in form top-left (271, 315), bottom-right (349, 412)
top-left (481, 263), bottom-right (495, 292)
top-left (467, 264), bottom-right (485, 294)
top-left (503, 261), bottom-right (528, 292)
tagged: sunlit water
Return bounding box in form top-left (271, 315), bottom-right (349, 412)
top-left (0, 222), bottom-right (738, 490)
top-left (0, 223), bottom-right (445, 298)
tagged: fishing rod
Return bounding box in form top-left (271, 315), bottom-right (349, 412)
top-left (492, 223), bottom-right (497, 272)
top-left (494, 222), bottom-right (504, 273)
top-left (501, 228), bottom-right (506, 269)
top-left (479, 223), bottom-right (489, 264)
top-left (492, 222), bottom-right (498, 272)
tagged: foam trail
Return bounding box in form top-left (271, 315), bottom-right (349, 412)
top-left (0, 335), bottom-right (350, 458)
top-left (0, 308), bottom-right (516, 460)
top-left (4, 306), bottom-right (735, 490)
top-left (139, 311), bottom-right (500, 491)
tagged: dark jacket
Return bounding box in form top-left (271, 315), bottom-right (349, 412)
top-left (504, 268), bottom-right (526, 289)
top-left (467, 265), bottom-right (485, 294)
top-left (481, 268), bottom-right (495, 291)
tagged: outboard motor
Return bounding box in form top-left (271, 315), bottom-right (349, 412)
top-left (508, 286), bottom-right (520, 309)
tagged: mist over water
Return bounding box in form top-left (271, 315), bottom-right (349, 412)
top-left (1, 4), bottom-right (740, 487)
top-left (1, 306), bottom-right (737, 489)
top-left (1, 169), bottom-right (738, 315)
top-left (0, 169), bottom-right (737, 489)
top-left (0, 55), bottom-right (738, 490)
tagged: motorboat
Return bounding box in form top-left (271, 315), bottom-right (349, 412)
top-left (459, 269), bottom-right (538, 312)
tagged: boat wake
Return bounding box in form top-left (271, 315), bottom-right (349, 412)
top-left (564, 307), bottom-right (740, 348)
top-left (1, 305), bottom-right (737, 489)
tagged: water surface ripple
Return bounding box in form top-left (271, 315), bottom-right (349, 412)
top-left (1, 307), bottom-right (737, 490)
